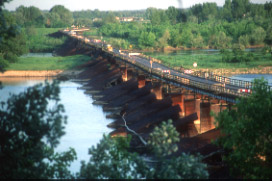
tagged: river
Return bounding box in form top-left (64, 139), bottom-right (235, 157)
top-left (0, 77), bottom-right (112, 174)
top-left (231, 74), bottom-right (272, 86)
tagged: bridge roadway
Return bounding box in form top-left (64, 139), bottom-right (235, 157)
top-left (63, 30), bottom-right (264, 103)
top-left (112, 48), bottom-right (248, 103)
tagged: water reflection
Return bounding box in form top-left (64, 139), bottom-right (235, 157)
top-left (0, 78), bottom-right (112, 174)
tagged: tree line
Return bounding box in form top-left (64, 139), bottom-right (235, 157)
top-left (97, 0), bottom-right (272, 50)
top-left (4, 0), bottom-right (272, 50)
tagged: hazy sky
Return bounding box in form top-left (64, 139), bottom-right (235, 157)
top-left (4, 0), bottom-right (272, 11)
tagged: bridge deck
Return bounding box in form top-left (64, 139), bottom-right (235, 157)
top-left (61, 30), bottom-right (271, 103)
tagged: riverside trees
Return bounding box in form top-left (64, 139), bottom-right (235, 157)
top-left (0, 1), bottom-right (27, 71)
top-left (79, 120), bottom-right (208, 179)
top-left (0, 81), bottom-right (77, 178)
top-left (214, 78), bottom-right (272, 179)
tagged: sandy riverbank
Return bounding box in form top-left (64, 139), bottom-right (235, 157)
top-left (0, 70), bottom-right (64, 77)
top-left (0, 70), bottom-right (83, 77)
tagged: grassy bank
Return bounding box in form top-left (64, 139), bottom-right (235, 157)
top-left (7, 55), bottom-right (91, 70)
top-left (147, 53), bottom-right (272, 70)
top-left (24, 28), bottom-right (67, 52)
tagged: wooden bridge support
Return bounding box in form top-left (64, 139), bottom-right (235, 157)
top-left (151, 82), bottom-right (163, 100)
top-left (121, 67), bottom-right (134, 82)
top-left (170, 93), bottom-right (184, 117)
top-left (138, 75), bottom-right (146, 89)
top-left (121, 67), bottom-right (127, 81)
top-left (200, 102), bottom-right (211, 133)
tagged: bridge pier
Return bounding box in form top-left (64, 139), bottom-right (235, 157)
top-left (138, 75), bottom-right (146, 89)
top-left (199, 102), bottom-right (211, 133)
top-left (151, 82), bottom-right (163, 100)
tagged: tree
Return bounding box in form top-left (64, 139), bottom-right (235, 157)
top-left (231, 0), bottom-right (250, 20)
top-left (264, 25), bottom-right (272, 46)
top-left (166, 6), bottom-right (178, 25)
top-left (157, 29), bottom-right (170, 48)
top-left (147, 120), bottom-right (209, 179)
top-left (202, 2), bottom-right (218, 21)
top-left (79, 135), bottom-right (148, 179)
top-left (208, 31), bottom-right (232, 49)
top-left (221, 0), bottom-right (233, 21)
top-left (191, 4), bottom-right (203, 23)
top-left (138, 31), bottom-right (156, 48)
top-left (102, 12), bottom-right (119, 25)
top-left (79, 120), bottom-right (209, 179)
top-left (145, 8), bottom-right (169, 26)
top-left (214, 78), bottom-right (272, 179)
top-left (15, 6), bottom-right (45, 27)
top-left (0, 81), bottom-right (76, 178)
top-left (0, 1), bottom-right (28, 71)
top-left (47, 5), bottom-right (73, 28)
top-left (250, 27), bottom-right (266, 45)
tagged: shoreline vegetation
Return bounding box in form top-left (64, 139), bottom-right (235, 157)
top-left (0, 54), bottom-right (90, 77)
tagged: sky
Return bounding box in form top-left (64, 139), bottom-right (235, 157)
top-left (4, 0), bottom-right (272, 11)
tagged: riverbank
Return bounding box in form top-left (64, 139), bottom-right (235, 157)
top-left (0, 69), bottom-right (83, 78)
top-left (194, 66), bottom-right (272, 76)
top-left (0, 70), bottom-right (63, 77)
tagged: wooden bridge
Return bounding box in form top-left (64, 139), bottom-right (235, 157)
top-left (61, 30), bottom-right (271, 103)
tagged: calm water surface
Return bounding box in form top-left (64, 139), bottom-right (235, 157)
top-left (231, 74), bottom-right (272, 86)
top-left (0, 78), bottom-right (112, 174)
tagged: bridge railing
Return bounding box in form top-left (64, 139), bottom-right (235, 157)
top-left (191, 70), bottom-right (252, 89)
top-left (111, 52), bottom-right (246, 98)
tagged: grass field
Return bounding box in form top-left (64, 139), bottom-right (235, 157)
top-left (146, 52), bottom-right (272, 70)
top-left (7, 55), bottom-right (91, 70)
top-left (25, 28), bottom-right (67, 52)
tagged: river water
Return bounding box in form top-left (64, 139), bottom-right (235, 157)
top-left (231, 74), bottom-right (272, 86)
top-left (0, 78), bottom-right (112, 174)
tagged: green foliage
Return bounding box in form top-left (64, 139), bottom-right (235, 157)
top-left (209, 31), bottom-right (232, 49)
top-left (148, 120), bottom-right (180, 157)
top-left (0, 81), bottom-right (76, 178)
top-left (231, 0), bottom-right (250, 20)
top-left (146, 49), bottom-right (272, 70)
top-left (7, 55), bottom-right (91, 70)
top-left (24, 28), bottom-right (66, 52)
top-left (102, 12), bottom-right (119, 25)
top-left (139, 31), bottom-right (156, 48)
top-left (214, 78), bottom-right (272, 179)
top-left (157, 29), bottom-right (170, 48)
top-left (250, 27), bottom-right (266, 45)
top-left (79, 120), bottom-right (208, 179)
top-left (147, 119), bottom-right (209, 179)
top-left (265, 25), bottom-right (272, 46)
top-left (0, 7), bottom-right (28, 71)
top-left (0, 55), bottom-right (9, 72)
top-left (79, 135), bottom-right (148, 179)
top-left (15, 6), bottom-right (45, 27)
top-left (149, 152), bottom-right (209, 179)
top-left (46, 5), bottom-right (73, 28)
top-left (220, 46), bottom-right (256, 64)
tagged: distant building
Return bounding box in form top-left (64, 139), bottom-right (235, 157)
top-left (119, 17), bottom-right (134, 22)
top-left (116, 17), bottom-right (147, 23)
top-left (93, 18), bottom-right (102, 22)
